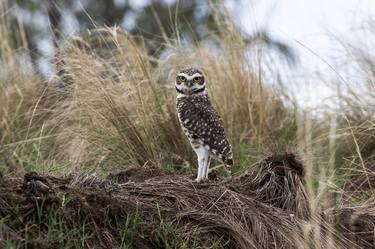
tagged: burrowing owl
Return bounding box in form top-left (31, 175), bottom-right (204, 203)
top-left (175, 68), bottom-right (233, 182)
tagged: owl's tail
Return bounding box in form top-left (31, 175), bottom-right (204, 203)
top-left (223, 157), bottom-right (233, 169)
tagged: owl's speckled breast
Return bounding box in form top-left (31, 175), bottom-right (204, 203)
top-left (176, 93), bottom-right (233, 166)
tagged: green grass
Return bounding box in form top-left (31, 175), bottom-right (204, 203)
top-left (0, 201), bottom-right (92, 248)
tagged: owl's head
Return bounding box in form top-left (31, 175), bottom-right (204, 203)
top-left (175, 68), bottom-right (206, 95)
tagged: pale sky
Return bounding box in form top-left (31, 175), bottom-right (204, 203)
top-left (228, 0), bottom-right (375, 108)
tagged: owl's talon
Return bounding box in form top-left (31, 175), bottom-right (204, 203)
top-left (194, 177), bottom-right (209, 183)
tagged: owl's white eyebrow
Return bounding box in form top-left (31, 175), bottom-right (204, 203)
top-left (177, 73), bottom-right (202, 80)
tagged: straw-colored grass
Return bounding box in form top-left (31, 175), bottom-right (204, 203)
top-left (46, 23), bottom-right (295, 175)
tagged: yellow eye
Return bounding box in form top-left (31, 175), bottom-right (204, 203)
top-left (176, 76), bottom-right (186, 84)
top-left (193, 76), bottom-right (204, 84)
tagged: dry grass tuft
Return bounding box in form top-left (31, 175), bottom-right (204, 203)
top-left (0, 6), bottom-right (56, 173)
top-left (46, 24), bottom-right (294, 174)
top-left (49, 28), bottom-right (193, 172)
top-left (227, 153), bottom-right (310, 219)
top-left (343, 161), bottom-right (375, 193)
top-left (326, 203), bottom-right (375, 248)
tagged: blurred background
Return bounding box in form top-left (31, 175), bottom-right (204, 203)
top-left (6, 0), bottom-right (375, 107)
top-left (0, 0), bottom-right (374, 175)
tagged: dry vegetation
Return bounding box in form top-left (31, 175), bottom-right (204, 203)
top-left (0, 154), bottom-right (362, 249)
top-left (0, 2), bottom-right (375, 249)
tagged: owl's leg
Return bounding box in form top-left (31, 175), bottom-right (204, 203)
top-left (194, 146), bottom-right (209, 182)
top-left (195, 155), bottom-right (204, 182)
top-left (204, 156), bottom-right (211, 179)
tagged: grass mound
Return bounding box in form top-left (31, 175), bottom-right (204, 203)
top-left (1, 153), bottom-right (368, 249)
top-left (226, 153), bottom-right (310, 219)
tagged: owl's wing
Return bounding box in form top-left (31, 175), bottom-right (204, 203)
top-left (190, 99), bottom-right (232, 160)
top-left (191, 100), bottom-right (226, 136)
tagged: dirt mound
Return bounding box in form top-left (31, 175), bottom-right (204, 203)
top-left (1, 173), bottom-right (304, 248)
top-left (227, 153), bottom-right (310, 219)
top-left (108, 166), bottom-right (171, 183)
top-left (0, 153), bottom-right (371, 248)
top-left (108, 166), bottom-right (218, 183)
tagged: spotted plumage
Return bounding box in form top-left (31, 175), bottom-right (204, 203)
top-left (175, 67), bottom-right (233, 182)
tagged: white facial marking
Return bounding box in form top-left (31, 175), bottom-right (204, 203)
top-left (175, 70), bottom-right (206, 97)
top-left (177, 72), bottom-right (202, 81)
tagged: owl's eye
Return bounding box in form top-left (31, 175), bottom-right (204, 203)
top-left (176, 76), bottom-right (187, 84)
top-left (193, 76), bottom-right (204, 85)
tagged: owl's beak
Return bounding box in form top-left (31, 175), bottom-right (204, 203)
top-left (187, 81), bottom-right (193, 88)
